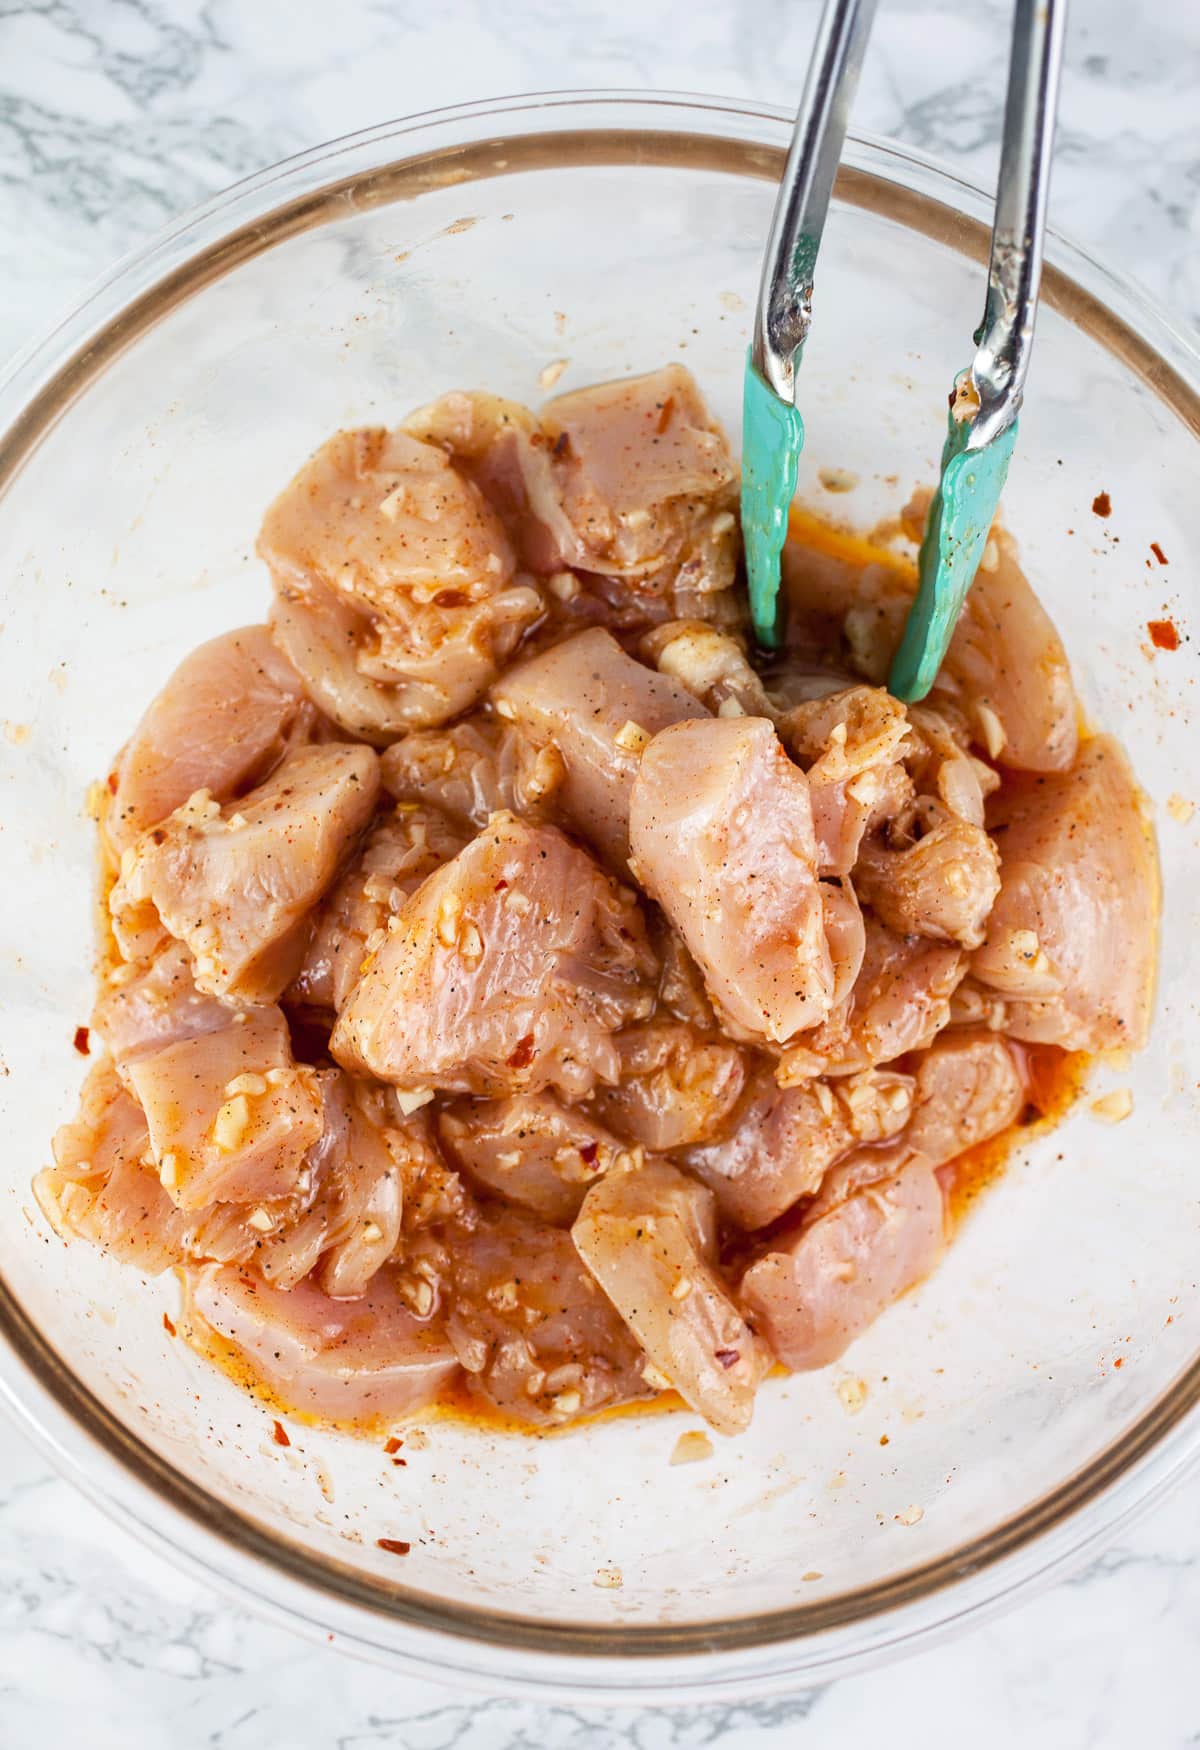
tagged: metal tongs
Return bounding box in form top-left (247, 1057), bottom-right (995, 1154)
top-left (742, 0), bottom-right (1067, 702)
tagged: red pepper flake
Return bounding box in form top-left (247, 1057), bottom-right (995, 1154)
top-left (1113, 1356), bottom-right (1125, 1368)
top-left (714, 1348), bottom-right (740, 1369)
top-left (106, 771), bottom-right (119, 795)
top-left (73, 1025), bottom-right (90, 1056)
top-left (879, 1434), bottom-right (890, 1446)
top-left (507, 1034), bottom-right (535, 1070)
top-left (272, 1419), bottom-right (291, 1448)
top-left (384, 1436), bottom-right (403, 1455)
top-left (1148, 619), bottom-right (1179, 651)
top-left (656, 396), bottom-right (675, 434)
top-left (1091, 490), bottom-right (1111, 517)
top-left (162, 1312), bottom-right (176, 1337)
top-left (1150, 541), bottom-right (1169, 566)
top-left (377, 1537), bottom-right (411, 1556)
top-left (392, 1457), bottom-right (408, 1467)
top-left (579, 1141), bottom-right (600, 1166)
top-left (493, 879), bottom-right (509, 892)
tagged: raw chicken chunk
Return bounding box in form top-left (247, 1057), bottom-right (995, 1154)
top-left (591, 1023), bottom-right (746, 1152)
top-left (112, 743), bottom-right (379, 1002)
top-left (906, 1032), bottom-right (1027, 1165)
top-left (684, 1065), bottom-right (915, 1230)
top-left (782, 915), bottom-right (965, 1080)
top-left (380, 715), bottom-right (564, 830)
top-left (93, 940), bottom-right (233, 1071)
top-left (331, 812), bottom-right (657, 1099)
top-left (972, 737), bottom-right (1158, 1050)
top-left (855, 799), bottom-right (1001, 950)
top-left (444, 1206), bottom-right (652, 1424)
top-left (527, 365), bottom-right (739, 608)
top-left (437, 1093), bottom-right (627, 1224)
top-left (740, 1154), bottom-right (945, 1370)
top-left (36, 1062), bottom-right (189, 1274)
top-left (289, 803), bottom-right (465, 1014)
top-left (573, 1159), bottom-right (770, 1434)
top-left (780, 684), bottom-right (910, 877)
top-left (126, 1006), bottom-right (324, 1209)
top-left (492, 628), bottom-right (703, 865)
top-left (107, 626), bottom-right (312, 852)
top-left (184, 1265), bottom-right (459, 1423)
top-left (630, 716), bottom-right (834, 1043)
top-left (260, 428), bottom-right (542, 735)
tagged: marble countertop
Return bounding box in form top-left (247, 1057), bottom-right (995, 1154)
top-left (1, 2), bottom-right (1198, 1744)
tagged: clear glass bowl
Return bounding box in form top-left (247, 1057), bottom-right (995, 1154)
top-left (1, 94), bottom-right (1197, 1702)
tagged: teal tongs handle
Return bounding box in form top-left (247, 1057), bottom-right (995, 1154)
top-left (742, 0), bottom-right (878, 649)
top-left (890, 0), bottom-right (1067, 702)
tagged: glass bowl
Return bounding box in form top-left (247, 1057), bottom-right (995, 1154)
top-left (0, 93), bottom-right (1197, 1703)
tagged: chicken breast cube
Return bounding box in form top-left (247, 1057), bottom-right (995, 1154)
top-left (381, 715), bottom-right (564, 831)
top-left (944, 527), bottom-right (1079, 773)
top-left (127, 1007), bottom-right (323, 1209)
top-left (492, 628), bottom-right (704, 866)
top-left (592, 1023), bottom-right (746, 1152)
top-left (786, 915), bottom-right (965, 1079)
top-left (855, 801), bottom-right (1001, 950)
top-left (107, 626), bottom-right (311, 852)
top-left (573, 1160), bottom-right (770, 1435)
top-left (112, 743), bottom-right (380, 1003)
top-left (684, 1066), bottom-right (915, 1231)
top-left (438, 1093), bottom-right (628, 1225)
top-left (184, 1265), bottom-right (460, 1424)
top-left (972, 737), bottom-right (1158, 1050)
top-left (290, 804), bottom-right (465, 1014)
top-left (528, 365), bottom-right (738, 598)
top-left (444, 1206), bottom-right (652, 1424)
top-left (93, 940), bottom-right (233, 1073)
top-left (260, 427), bottom-right (542, 737)
top-left (332, 812), bottom-right (657, 1099)
top-left (907, 1032), bottom-right (1026, 1165)
top-left (630, 716), bottom-right (834, 1043)
top-left (36, 1061), bottom-right (191, 1274)
top-left (740, 1155), bottom-right (945, 1370)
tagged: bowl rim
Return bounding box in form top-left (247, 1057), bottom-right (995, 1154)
top-left (1, 88), bottom-right (1198, 1702)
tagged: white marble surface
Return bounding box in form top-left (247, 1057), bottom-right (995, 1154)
top-left (1, 1), bottom-right (1198, 1743)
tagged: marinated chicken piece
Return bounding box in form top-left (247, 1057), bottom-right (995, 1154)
top-left (236, 1072), bottom-right (417, 1299)
top-left (592, 1023), bottom-right (746, 1152)
top-left (855, 799), bottom-right (1001, 950)
top-left (972, 737), bottom-right (1158, 1050)
top-left (740, 1154), bottom-right (945, 1370)
top-left (492, 628), bottom-right (703, 865)
top-left (111, 743), bottom-right (379, 1002)
top-left (640, 621), bottom-right (775, 717)
top-left (525, 366), bottom-right (739, 610)
top-left (573, 1159), bottom-right (770, 1435)
top-left (380, 716), bottom-right (564, 830)
top-left (444, 1206), bottom-right (652, 1424)
top-left (332, 813), bottom-right (657, 1099)
top-left (260, 428), bottom-right (542, 736)
top-left (683, 1065), bottom-right (914, 1230)
top-left (92, 940), bottom-right (233, 1072)
top-left (630, 716), bottom-right (834, 1043)
top-left (782, 915), bottom-right (965, 1081)
top-left (403, 389), bottom-right (565, 574)
top-left (942, 528), bottom-right (1079, 773)
top-left (127, 1006), bottom-right (323, 1209)
top-left (290, 804), bottom-right (465, 1014)
top-left (906, 1032), bottom-right (1027, 1166)
top-left (184, 1264), bottom-right (460, 1423)
top-left (35, 1062), bottom-right (190, 1274)
top-left (780, 685), bottom-right (911, 877)
top-left (904, 704), bottom-right (999, 828)
top-left (437, 1093), bottom-right (627, 1225)
top-left (106, 627), bottom-right (312, 853)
